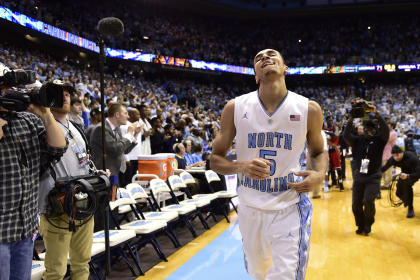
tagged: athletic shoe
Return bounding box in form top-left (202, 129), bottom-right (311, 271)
top-left (407, 209), bottom-right (415, 218)
top-left (355, 228), bottom-right (364, 235)
top-left (363, 226), bottom-right (371, 236)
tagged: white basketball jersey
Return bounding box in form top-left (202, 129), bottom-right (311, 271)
top-left (234, 90), bottom-right (308, 210)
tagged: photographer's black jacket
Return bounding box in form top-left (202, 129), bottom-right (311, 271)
top-left (344, 115), bottom-right (389, 175)
top-left (381, 151), bottom-right (420, 181)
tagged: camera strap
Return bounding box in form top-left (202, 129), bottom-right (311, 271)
top-left (69, 120), bottom-right (91, 155)
top-left (69, 120), bottom-right (97, 172)
top-left (364, 140), bottom-right (374, 159)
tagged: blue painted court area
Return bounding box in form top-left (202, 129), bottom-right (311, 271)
top-left (166, 222), bottom-right (253, 280)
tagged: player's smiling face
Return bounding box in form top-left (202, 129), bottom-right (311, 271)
top-left (254, 49), bottom-right (287, 84)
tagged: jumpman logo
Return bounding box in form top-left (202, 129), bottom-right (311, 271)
top-left (242, 112), bottom-right (248, 119)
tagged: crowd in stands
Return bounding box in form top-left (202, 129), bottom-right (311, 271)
top-left (1, 41), bottom-right (419, 162)
top-left (2, 0), bottom-right (420, 67)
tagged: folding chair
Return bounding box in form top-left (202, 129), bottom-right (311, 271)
top-left (149, 179), bottom-right (200, 238)
top-left (31, 261), bottom-right (45, 280)
top-left (92, 229), bottom-right (141, 277)
top-left (109, 189), bottom-right (169, 264)
top-left (179, 171), bottom-right (218, 201)
top-left (168, 175), bottom-right (214, 229)
top-left (87, 243), bottom-right (106, 280)
top-left (131, 174), bottom-right (172, 207)
top-left (126, 183), bottom-right (181, 247)
top-left (204, 170), bottom-right (238, 222)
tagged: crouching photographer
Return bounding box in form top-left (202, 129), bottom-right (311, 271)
top-left (344, 99), bottom-right (389, 236)
top-left (38, 85), bottom-right (110, 280)
top-left (382, 145), bottom-right (420, 218)
top-left (0, 64), bottom-right (67, 280)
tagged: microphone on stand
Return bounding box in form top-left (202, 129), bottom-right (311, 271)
top-left (96, 17), bottom-right (124, 276)
top-left (97, 17), bottom-right (124, 38)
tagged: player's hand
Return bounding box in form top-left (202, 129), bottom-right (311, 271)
top-left (242, 158), bottom-right (272, 180)
top-left (400, 173), bottom-right (408, 180)
top-left (0, 117), bottom-right (8, 140)
top-left (288, 170), bottom-right (323, 193)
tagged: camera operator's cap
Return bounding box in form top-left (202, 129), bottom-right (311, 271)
top-left (391, 145), bottom-right (403, 154)
top-left (52, 79), bottom-right (76, 94)
top-left (25, 80), bottom-right (42, 89)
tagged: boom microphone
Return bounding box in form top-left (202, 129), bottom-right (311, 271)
top-left (97, 17), bottom-right (124, 37)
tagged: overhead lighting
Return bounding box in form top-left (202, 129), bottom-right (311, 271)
top-left (142, 36), bottom-right (149, 40)
top-left (298, 39), bottom-right (302, 43)
top-left (368, 26), bottom-right (371, 30)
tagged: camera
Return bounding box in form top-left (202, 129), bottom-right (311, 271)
top-left (350, 98), bottom-right (373, 119)
top-left (0, 81), bottom-right (66, 111)
top-left (48, 174), bottom-right (111, 221)
top-left (0, 65), bottom-right (36, 87)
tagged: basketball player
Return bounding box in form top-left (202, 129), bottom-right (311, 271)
top-left (210, 49), bottom-right (327, 280)
top-left (324, 116), bottom-right (344, 191)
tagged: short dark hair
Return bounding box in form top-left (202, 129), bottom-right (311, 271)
top-left (391, 145), bottom-right (403, 154)
top-left (90, 108), bottom-right (100, 117)
top-left (389, 122), bottom-right (396, 129)
top-left (70, 95), bottom-right (81, 106)
top-left (150, 117), bottom-right (160, 126)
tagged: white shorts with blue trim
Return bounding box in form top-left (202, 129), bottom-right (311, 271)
top-left (238, 197), bottom-right (312, 280)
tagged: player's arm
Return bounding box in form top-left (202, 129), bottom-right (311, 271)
top-left (210, 100), bottom-right (271, 179)
top-left (288, 101), bottom-right (327, 193)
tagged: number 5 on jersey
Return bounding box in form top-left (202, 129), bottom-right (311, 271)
top-left (259, 149), bottom-right (276, 176)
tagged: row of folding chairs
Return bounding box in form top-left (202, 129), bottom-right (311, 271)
top-left (32, 170), bottom-right (237, 279)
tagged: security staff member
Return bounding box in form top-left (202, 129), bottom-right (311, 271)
top-left (382, 145), bottom-right (420, 218)
top-left (344, 104), bottom-right (389, 236)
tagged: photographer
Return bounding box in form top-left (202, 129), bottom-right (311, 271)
top-left (344, 102), bottom-right (389, 236)
top-left (381, 145), bottom-right (420, 218)
top-left (38, 86), bottom-right (110, 280)
top-left (0, 86), bottom-right (67, 278)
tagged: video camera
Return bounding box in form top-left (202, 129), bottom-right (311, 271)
top-left (350, 98), bottom-right (374, 119)
top-left (0, 63), bottom-right (66, 111)
top-left (0, 82), bottom-right (66, 111)
top-left (47, 174), bottom-right (111, 231)
top-left (0, 68), bottom-right (36, 87)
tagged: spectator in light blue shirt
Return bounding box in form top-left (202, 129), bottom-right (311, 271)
top-left (182, 139), bottom-right (194, 166)
top-left (192, 143), bottom-right (204, 164)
